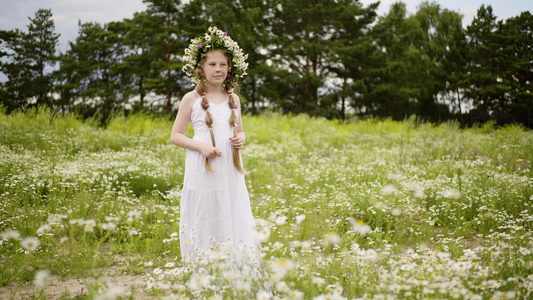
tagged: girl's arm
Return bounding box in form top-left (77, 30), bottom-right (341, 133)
top-left (170, 92), bottom-right (222, 159)
top-left (229, 94), bottom-right (246, 149)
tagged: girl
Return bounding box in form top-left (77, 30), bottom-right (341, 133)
top-left (170, 26), bottom-right (258, 263)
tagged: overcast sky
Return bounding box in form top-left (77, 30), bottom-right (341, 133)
top-left (0, 0), bottom-right (531, 52)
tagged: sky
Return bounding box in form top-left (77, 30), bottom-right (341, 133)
top-left (0, 0), bottom-right (531, 52)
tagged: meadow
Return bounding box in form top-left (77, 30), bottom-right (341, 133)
top-left (0, 108), bottom-right (532, 299)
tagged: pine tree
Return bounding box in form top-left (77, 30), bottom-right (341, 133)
top-left (268, 0), bottom-right (378, 117)
top-left (466, 5), bottom-right (503, 122)
top-left (499, 11), bottom-right (533, 127)
top-left (142, 0), bottom-right (185, 112)
top-left (366, 2), bottom-right (422, 119)
top-left (57, 21), bottom-right (124, 123)
top-left (0, 9), bottom-right (59, 111)
top-left (412, 1), bottom-right (464, 122)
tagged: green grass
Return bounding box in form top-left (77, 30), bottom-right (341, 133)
top-left (1, 107), bottom-right (532, 299)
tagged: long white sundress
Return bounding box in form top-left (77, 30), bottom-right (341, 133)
top-left (179, 93), bottom-right (259, 263)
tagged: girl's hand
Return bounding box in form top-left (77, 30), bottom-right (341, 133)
top-left (198, 143), bottom-right (222, 159)
top-left (230, 132), bottom-right (245, 149)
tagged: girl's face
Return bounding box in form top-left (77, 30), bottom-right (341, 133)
top-left (201, 50), bottom-right (229, 86)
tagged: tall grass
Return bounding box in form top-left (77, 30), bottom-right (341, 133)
top-left (1, 108), bottom-right (532, 299)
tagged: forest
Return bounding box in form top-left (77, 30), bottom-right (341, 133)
top-left (1, 0), bottom-right (532, 127)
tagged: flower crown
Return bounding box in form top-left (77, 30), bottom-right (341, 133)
top-left (182, 26), bottom-right (249, 85)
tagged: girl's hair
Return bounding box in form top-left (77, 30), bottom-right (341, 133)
top-left (194, 50), bottom-right (247, 174)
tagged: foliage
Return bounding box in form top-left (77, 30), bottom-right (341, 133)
top-left (0, 1), bottom-right (532, 127)
top-left (0, 110), bottom-right (532, 298)
top-left (0, 9), bottom-right (59, 111)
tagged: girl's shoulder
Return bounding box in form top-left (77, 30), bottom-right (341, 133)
top-left (183, 90), bottom-right (201, 102)
top-left (231, 92), bottom-right (241, 104)
top-left (180, 90), bottom-right (202, 108)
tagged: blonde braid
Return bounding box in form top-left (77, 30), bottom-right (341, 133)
top-left (196, 83), bottom-right (216, 173)
top-left (227, 88), bottom-right (248, 174)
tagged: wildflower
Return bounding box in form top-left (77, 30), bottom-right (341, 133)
top-left (257, 290), bottom-right (272, 300)
top-left (105, 216), bottom-right (120, 222)
top-left (312, 276), bottom-right (326, 285)
top-left (287, 290), bottom-right (304, 300)
top-left (276, 281), bottom-right (290, 293)
top-left (47, 214), bottom-right (67, 224)
top-left (275, 215), bottom-right (287, 225)
top-left (127, 209), bottom-right (141, 222)
top-left (253, 226), bottom-right (270, 242)
top-left (94, 284), bottom-right (129, 300)
top-left (391, 208), bottom-right (402, 216)
top-left (21, 237), bottom-right (40, 251)
top-left (316, 257), bottom-right (327, 268)
top-left (519, 247), bottom-right (531, 255)
top-left (442, 189), bottom-right (461, 199)
top-left (364, 249), bottom-right (378, 261)
top-left (349, 218), bottom-right (372, 236)
top-left (82, 219), bottom-right (96, 232)
top-left (34, 270), bottom-right (51, 289)
top-left (295, 214), bottom-right (306, 224)
top-left (380, 184), bottom-right (397, 195)
top-left (324, 231), bottom-right (342, 246)
top-left (452, 261), bottom-right (473, 275)
top-left (1, 229), bottom-right (21, 240)
top-left (69, 218), bottom-right (84, 225)
top-left (387, 173), bottom-right (403, 181)
top-left (268, 258), bottom-right (295, 279)
top-left (36, 224), bottom-right (52, 235)
top-left (146, 276), bottom-right (155, 289)
top-left (234, 279), bottom-right (251, 292)
top-left (403, 182), bottom-right (425, 198)
top-left (100, 222), bottom-right (116, 231)
top-left (188, 272), bottom-right (211, 290)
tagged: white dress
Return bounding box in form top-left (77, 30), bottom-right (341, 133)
top-left (179, 93), bottom-right (258, 261)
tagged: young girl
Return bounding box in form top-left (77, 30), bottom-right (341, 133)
top-left (170, 26), bottom-right (259, 263)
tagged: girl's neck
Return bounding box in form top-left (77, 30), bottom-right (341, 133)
top-left (204, 84), bottom-right (226, 96)
top-left (201, 84), bottom-right (228, 104)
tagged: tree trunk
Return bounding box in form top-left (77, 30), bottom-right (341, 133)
top-left (166, 42), bottom-right (172, 112)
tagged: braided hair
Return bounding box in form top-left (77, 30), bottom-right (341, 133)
top-left (194, 50), bottom-right (247, 174)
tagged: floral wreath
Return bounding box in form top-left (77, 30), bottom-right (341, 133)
top-left (182, 26), bottom-right (249, 85)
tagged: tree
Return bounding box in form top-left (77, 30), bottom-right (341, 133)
top-left (325, 0), bottom-right (379, 119)
top-left (465, 5), bottom-right (504, 122)
top-left (412, 1), bottom-right (464, 122)
top-left (498, 11), bottom-right (533, 127)
top-left (107, 11), bottom-right (167, 111)
top-left (57, 21), bottom-right (125, 123)
top-left (267, 0), bottom-right (379, 117)
top-left (142, 0), bottom-right (185, 112)
top-left (0, 8), bottom-right (59, 111)
top-left (365, 2), bottom-right (423, 119)
top-left (435, 6), bottom-right (470, 127)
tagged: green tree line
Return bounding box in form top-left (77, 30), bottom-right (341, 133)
top-left (1, 0), bottom-right (531, 127)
